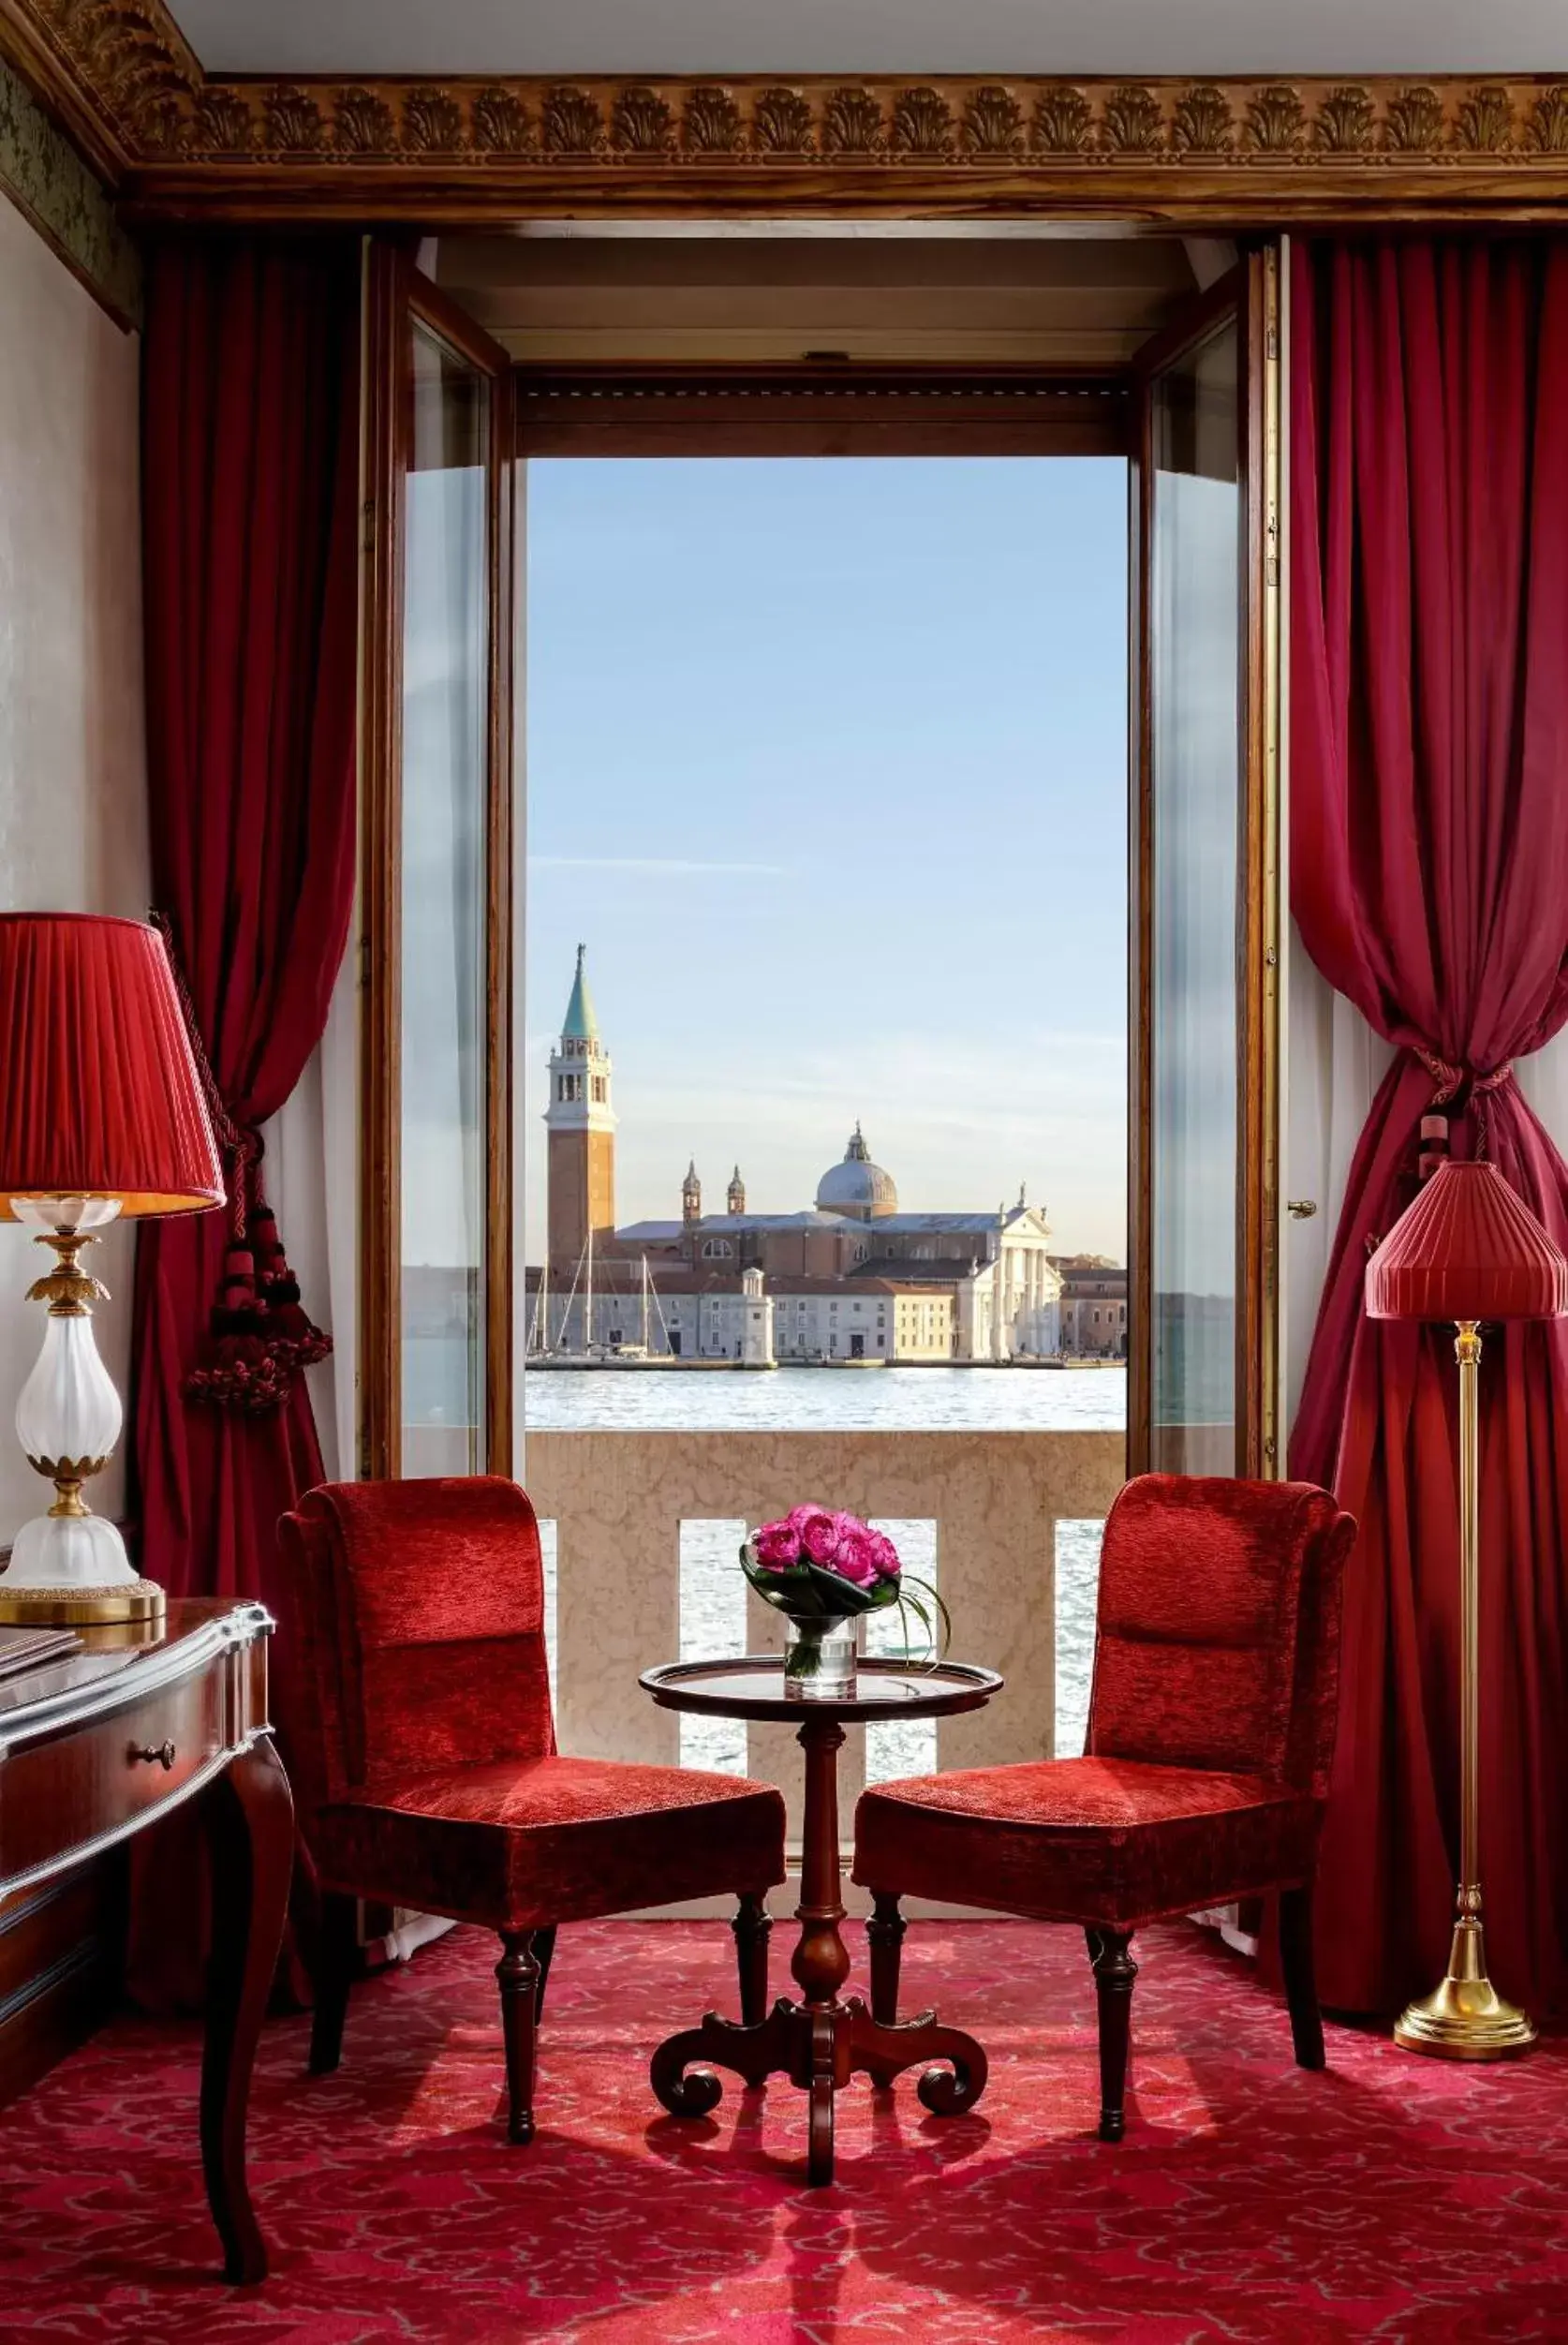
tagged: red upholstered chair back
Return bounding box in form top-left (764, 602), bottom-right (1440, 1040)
top-left (274, 1477), bottom-right (555, 1809)
top-left (1086, 1475), bottom-right (1354, 1792)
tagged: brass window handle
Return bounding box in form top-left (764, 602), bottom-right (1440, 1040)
top-left (129, 1738), bottom-right (176, 1770)
top-left (1287, 1199), bottom-right (1319, 1220)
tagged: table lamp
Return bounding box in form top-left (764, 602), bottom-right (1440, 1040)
top-left (0, 913), bottom-right (223, 1624)
top-left (1365, 1155), bottom-right (1568, 2057)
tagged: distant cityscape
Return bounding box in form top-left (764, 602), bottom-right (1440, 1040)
top-left (510, 947), bottom-right (1127, 1369)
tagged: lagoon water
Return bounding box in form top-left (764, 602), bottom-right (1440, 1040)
top-left (528, 1365), bottom-right (1120, 1783)
top-left (524, 1361), bottom-right (1126, 1433)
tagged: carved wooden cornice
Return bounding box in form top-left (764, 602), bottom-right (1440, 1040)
top-left (7, 3), bottom-right (1568, 220)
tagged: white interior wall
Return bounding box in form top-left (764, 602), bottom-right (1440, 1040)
top-left (0, 198), bottom-right (148, 1545)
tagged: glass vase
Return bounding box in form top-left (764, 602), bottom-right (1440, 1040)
top-left (783, 1613), bottom-right (856, 1700)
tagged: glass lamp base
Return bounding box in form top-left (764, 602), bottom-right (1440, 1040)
top-left (1394, 1920), bottom-right (1536, 2060)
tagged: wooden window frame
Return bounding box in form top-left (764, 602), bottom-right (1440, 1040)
top-left (513, 362), bottom-right (1128, 460)
top-left (360, 244), bottom-right (516, 1482)
top-left (1127, 245), bottom-right (1281, 1481)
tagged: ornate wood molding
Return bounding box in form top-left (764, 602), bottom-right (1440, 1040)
top-left (6, 5), bottom-right (1568, 220)
top-left (0, 51), bottom-right (139, 320)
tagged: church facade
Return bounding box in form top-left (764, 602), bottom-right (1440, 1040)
top-left (531, 948), bottom-right (1061, 1363)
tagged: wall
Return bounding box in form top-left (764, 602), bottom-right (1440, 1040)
top-left (0, 191), bottom-right (148, 1543)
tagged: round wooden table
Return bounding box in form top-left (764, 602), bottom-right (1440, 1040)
top-left (640, 1654), bottom-right (1003, 2185)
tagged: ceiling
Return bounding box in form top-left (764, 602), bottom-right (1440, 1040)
top-left (434, 231), bottom-right (1204, 367)
top-left (163, 1), bottom-right (1568, 80)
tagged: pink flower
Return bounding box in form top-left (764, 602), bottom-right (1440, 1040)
top-left (752, 1521), bottom-right (802, 1568)
top-left (794, 1508), bottom-right (841, 1566)
top-left (832, 1528), bottom-right (880, 1587)
top-left (867, 1530), bottom-right (900, 1581)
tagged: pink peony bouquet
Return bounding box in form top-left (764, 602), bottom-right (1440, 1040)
top-left (741, 1505), bottom-right (948, 1658)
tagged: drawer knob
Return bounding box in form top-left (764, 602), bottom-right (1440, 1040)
top-left (130, 1738), bottom-right (176, 1771)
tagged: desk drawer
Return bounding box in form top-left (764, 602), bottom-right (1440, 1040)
top-left (0, 1663), bottom-right (228, 1884)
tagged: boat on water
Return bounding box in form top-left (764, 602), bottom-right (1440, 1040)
top-left (527, 1236), bottom-right (672, 1363)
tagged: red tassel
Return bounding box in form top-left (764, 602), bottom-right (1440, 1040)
top-left (247, 1207), bottom-right (333, 1378)
top-left (185, 1242), bottom-right (292, 1415)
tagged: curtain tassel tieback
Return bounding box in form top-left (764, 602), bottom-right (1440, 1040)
top-left (1413, 1050), bottom-right (1516, 1171)
top-left (150, 913), bottom-right (333, 1416)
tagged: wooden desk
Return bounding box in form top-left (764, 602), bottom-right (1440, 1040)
top-left (0, 1597), bottom-right (292, 2283)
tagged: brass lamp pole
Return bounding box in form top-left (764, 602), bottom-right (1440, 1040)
top-left (1365, 1158), bottom-right (1568, 2062)
top-left (1392, 1319), bottom-right (1532, 2056)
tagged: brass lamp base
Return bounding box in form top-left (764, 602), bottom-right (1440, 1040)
top-left (0, 1577), bottom-right (165, 1627)
top-left (1394, 1919), bottom-right (1536, 2060)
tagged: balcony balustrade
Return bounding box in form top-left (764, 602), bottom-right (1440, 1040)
top-left (525, 1428), bottom-right (1125, 1840)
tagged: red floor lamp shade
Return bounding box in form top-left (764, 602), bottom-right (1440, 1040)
top-left (0, 913), bottom-right (222, 1622)
top-left (1365, 1158), bottom-right (1568, 2058)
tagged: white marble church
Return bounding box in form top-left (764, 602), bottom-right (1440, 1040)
top-left (530, 948), bottom-right (1061, 1364)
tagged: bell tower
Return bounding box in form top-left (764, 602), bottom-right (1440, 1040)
top-left (545, 944), bottom-right (616, 1276)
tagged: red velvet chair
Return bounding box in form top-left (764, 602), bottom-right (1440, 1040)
top-left (274, 1477), bottom-right (787, 2145)
top-left (852, 1474), bottom-right (1355, 2141)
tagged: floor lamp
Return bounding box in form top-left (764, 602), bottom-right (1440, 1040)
top-left (1365, 1156), bottom-right (1568, 2059)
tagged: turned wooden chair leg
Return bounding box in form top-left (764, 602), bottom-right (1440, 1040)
top-left (1087, 1927), bottom-right (1138, 2142)
top-left (1279, 1882), bottom-right (1325, 2070)
top-left (308, 1891), bottom-right (359, 2076)
top-left (732, 1891), bottom-right (772, 2026)
top-left (533, 1924), bottom-right (557, 2026)
top-left (496, 1930), bottom-right (541, 2145)
top-left (867, 1892), bottom-right (907, 2026)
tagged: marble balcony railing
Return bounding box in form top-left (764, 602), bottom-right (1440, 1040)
top-left (524, 1429), bottom-right (1126, 1840)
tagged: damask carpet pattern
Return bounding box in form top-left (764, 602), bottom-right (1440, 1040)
top-left (3, 1919), bottom-right (1566, 2340)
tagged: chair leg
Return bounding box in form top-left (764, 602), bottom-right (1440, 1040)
top-left (732, 1891), bottom-right (772, 2026)
top-left (308, 1891), bottom-right (359, 2076)
top-left (496, 1931), bottom-right (541, 2145)
top-left (533, 1924), bottom-right (557, 2026)
top-left (1087, 1927), bottom-right (1138, 2143)
top-left (867, 1892), bottom-right (907, 2026)
top-left (1279, 1882), bottom-right (1325, 2071)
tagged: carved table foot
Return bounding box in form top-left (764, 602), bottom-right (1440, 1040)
top-left (650, 1997), bottom-right (795, 2116)
top-left (652, 1991), bottom-right (988, 2184)
top-left (845, 1995), bottom-right (990, 2115)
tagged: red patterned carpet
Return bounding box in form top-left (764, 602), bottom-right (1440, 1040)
top-left (3, 1917), bottom-right (1567, 2341)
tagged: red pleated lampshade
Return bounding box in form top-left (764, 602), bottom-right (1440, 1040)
top-left (1366, 1159), bottom-right (1568, 1324)
top-left (0, 913), bottom-right (223, 1219)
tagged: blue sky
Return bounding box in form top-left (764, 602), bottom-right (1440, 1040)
top-left (525, 455), bottom-right (1128, 1263)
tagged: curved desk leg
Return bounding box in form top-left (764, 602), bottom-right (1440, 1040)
top-left (200, 1733), bottom-right (294, 2283)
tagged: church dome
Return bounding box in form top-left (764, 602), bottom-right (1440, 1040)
top-left (816, 1124), bottom-right (897, 1222)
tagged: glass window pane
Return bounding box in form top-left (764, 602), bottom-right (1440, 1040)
top-left (1149, 319), bottom-right (1240, 1475)
top-left (400, 321), bottom-right (490, 1476)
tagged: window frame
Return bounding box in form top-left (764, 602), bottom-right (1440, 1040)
top-left (359, 243), bottom-right (516, 1481)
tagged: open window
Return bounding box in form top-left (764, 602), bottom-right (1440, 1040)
top-left (360, 247), bottom-right (515, 1480)
top-left (1128, 246), bottom-right (1283, 1479)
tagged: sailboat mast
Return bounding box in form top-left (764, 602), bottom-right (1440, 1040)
top-left (584, 1223), bottom-right (594, 1355)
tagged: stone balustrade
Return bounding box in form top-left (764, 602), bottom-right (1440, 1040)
top-left (525, 1429), bottom-right (1125, 1833)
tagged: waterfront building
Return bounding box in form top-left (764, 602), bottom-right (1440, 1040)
top-left (533, 950), bottom-right (1070, 1361)
top-left (1054, 1257), bottom-right (1129, 1358)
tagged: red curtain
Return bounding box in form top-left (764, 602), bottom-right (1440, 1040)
top-left (1289, 238), bottom-right (1568, 2014)
top-left (131, 239), bottom-right (359, 1608)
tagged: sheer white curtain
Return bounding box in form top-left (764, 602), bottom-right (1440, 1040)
top-left (259, 943), bottom-right (358, 1485)
top-left (1283, 921), bottom-right (1568, 1453)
